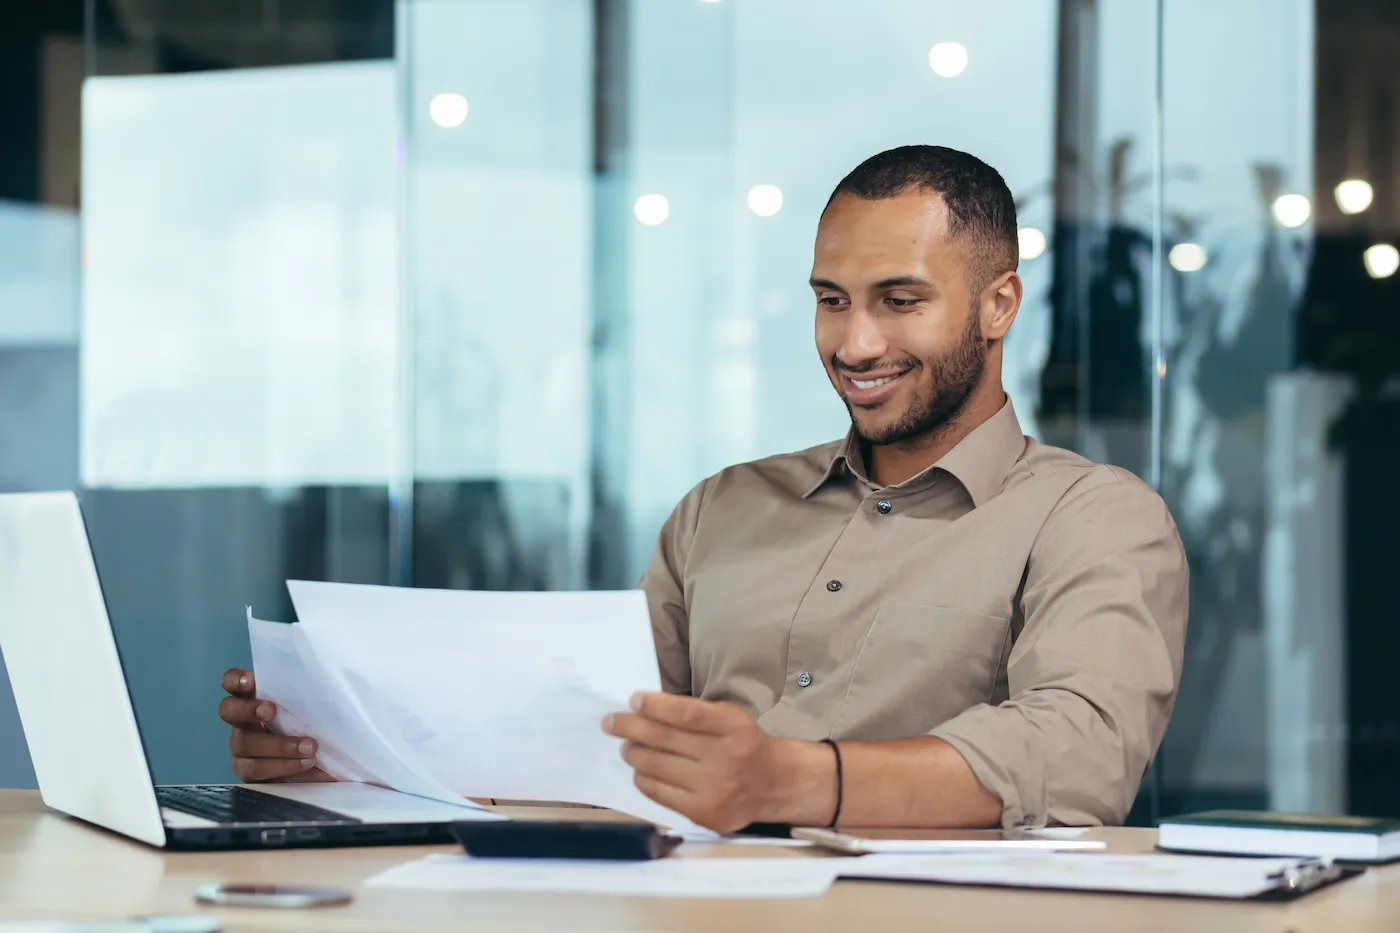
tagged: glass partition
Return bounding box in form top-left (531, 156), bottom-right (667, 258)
top-left (73, 1), bottom-right (400, 784)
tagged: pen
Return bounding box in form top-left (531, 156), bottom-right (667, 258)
top-left (1267, 858), bottom-right (1346, 895)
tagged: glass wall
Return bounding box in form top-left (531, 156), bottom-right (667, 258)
top-left (1, 0), bottom-right (1395, 824)
top-left (0, 1), bottom-right (400, 787)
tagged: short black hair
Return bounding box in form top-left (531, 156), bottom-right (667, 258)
top-left (825, 145), bottom-right (1019, 291)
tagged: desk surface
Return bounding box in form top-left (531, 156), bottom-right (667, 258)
top-left (2, 789), bottom-right (1398, 933)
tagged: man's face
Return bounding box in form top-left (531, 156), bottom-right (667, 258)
top-left (811, 191), bottom-right (988, 447)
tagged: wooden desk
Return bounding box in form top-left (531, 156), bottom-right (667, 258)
top-left (1, 789), bottom-right (1398, 932)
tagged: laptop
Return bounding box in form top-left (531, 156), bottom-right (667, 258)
top-left (0, 491), bottom-right (502, 849)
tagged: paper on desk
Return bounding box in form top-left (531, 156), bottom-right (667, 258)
top-left (247, 611), bottom-right (490, 813)
top-left (838, 852), bottom-right (1315, 898)
top-left (364, 853), bottom-right (853, 898)
top-left (680, 830), bottom-right (815, 848)
top-left (282, 580), bottom-right (697, 832)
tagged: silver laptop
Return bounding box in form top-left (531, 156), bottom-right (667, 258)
top-left (0, 491), bottom-right (499, 849)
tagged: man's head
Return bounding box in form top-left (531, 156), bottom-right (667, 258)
top-left (811, 145), bottom-right (1022, 448)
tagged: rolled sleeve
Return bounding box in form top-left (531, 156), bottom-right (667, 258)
top-left (928, 470), bottom-right (1189, 828)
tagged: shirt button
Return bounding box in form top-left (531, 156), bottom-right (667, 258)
top-left (826, 580), bottom-right (842, 592)
top-left (796, 672), bottom-right (812, 688)
top-left (876, 499), bottom-right (892, 514)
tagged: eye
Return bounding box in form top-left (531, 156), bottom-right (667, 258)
top-left (817, 294), bottom-right (848, 309)
top-left (885, 297), bottom-right (920, 309)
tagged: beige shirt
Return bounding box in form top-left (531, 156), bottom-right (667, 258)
top-left (640, 400), bottom-right (1188, 828)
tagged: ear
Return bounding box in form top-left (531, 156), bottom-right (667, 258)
top-left (980, 271), bottom-right (1022, 341)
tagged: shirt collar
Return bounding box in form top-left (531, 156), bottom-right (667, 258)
top-left (802, 398), bottom-right (1027, 507)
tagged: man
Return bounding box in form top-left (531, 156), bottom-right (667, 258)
top-left (220, 145), bottom-right (1188, 832)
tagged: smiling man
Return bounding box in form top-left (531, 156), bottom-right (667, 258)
top-left (218, 145), bottom-right (1187, 833)
top-left (598, 145), bottom-right (1189, 832)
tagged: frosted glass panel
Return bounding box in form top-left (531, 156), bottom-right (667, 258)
top-left (81, 63), bottom-right (398, 489)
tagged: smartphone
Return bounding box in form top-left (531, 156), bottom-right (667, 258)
top-left (451, 820), bottom-right (681, 859)
top-left (193, 883), bottom-right (352, 909)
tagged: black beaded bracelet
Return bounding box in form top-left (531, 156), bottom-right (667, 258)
top-left (821, 738), bottom-right (843, 828)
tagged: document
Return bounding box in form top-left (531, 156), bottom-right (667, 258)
top-left (248, 611), bottom-right (475, 808)
top-left (793, 827), bottom-right (1106, 854)
top-left (364, 853), bottom-right (855, 898)
top-left (837, 852), bottom-right (1342, 899)
top-left (680, 830), bottom-right (815, 848)
top-left (249, 581), bottom-right (696, 831)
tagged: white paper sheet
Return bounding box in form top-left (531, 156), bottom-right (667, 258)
top-left (679, 830), bottom-right (815, 848)
top-left (247, 612), bottom-right (494, 816)
top-left (275, 581), bottom-right (696, 831)
top-left (364, 853), bottom-right (854, 898)
top-left (840, 838), bottom-right (1104, 854)
top-left (837, 852), bottom-right (1315, 898)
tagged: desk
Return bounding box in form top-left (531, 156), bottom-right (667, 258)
top-left (1, 790), bottom-right (1398, 933)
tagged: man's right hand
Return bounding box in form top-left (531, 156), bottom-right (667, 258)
top-left (219, 668), bottom-right (334, 783)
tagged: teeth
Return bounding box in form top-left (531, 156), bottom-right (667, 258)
top-left (852, 374), bottom-right (899, 390)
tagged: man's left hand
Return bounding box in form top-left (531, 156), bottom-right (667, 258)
top-left (602, 692), bottom-right (805, 833)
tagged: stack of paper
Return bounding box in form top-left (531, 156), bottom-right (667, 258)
top-left (249, 581), bottom-right (696, 831)
top-left (365, 853), bottom-right (857, 898)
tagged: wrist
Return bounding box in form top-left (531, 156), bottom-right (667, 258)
top-left (763, 738), bottom-right (840, 826)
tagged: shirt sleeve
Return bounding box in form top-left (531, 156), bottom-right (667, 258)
top-left (638, 477), bottom-right (711, 696)
top-left (927, 467), bottom-right (1189, 828)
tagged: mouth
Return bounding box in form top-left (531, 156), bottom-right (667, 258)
top-left (838, 367), bottom-right (912, 407)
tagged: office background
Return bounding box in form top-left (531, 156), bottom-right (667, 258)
top-left (1, 0), bottom-right (1397, 825)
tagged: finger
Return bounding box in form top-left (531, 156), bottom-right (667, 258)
top-left (626, 692), bottom-right (731, 735)
top-left (632, 772), bottom-right (695, 818)
top-left (621, 741), bottom-right (702, 791)
top-left (230, 730), bottom-right (317, 760)
top-left (233, 755), bottom-right (319, 783)
top-left (602, 712), bottom-right (704, 759)
top-left (221, 668), bottom-right (256, 696)
top-left (219, 696), bottom-right (276, 726)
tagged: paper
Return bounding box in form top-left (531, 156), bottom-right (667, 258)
top-left (837, 838), bottom-right (1104, 853)
top-left (838, 852), bottom-right (1315, 898)
top-left (793, 828), bottom-right (1105, 853)
top-left (364, 853), bottom-right (854, 898)
top-left (1026, 827), bottom-right (1093, 840)
top-left (680, 830), bottom-right (815, 848)
top-left (252, 580), bottom-right (695, 831)
top-left (247, 611), bottom-right (489, 813)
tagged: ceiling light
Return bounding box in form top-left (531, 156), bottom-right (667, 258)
top-left (747, 184), bottom-right (783, 217)
top-left (428, 92), bottom-right (469, 129)
top-left (1335, 179), bottom-right (1374, 215)
top-left (633, 193), bottom-right (670, 226)
top-left (928, 42), bottom-right (968, 78)
top-left (1017, 226), bottom-right (1047, 260)
top-left (1271, 193), bottom-right (1311, 228)
top-left (1168, 242), bottom-right (1207, 273)
top-left (1364, 243), bottom-right (1399, 279)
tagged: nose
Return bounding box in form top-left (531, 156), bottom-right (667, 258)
top-left (835, 306), bottom-right (888, 369)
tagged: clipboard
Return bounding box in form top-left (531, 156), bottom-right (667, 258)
top-left (834, 852), bottom-right (1366, 900)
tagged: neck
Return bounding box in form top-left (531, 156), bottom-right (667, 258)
top-left (866, 384), bottom-right (1006, 487)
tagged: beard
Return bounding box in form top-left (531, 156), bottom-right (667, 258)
top-left (841, 310), bottom-right (987, 448)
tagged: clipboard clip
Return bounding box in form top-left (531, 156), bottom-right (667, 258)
top-left (1266, 858), bottom-right (1345, 895)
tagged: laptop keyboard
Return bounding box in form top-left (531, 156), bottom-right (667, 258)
top-left (157, 785), bottom-right (362, 826)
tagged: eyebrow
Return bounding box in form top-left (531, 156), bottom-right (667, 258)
top-left (808, 275), bottom-right (934, 291)
top-left (873, 275), bottom-right (932, 289)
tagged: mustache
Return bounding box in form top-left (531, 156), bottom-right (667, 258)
top-left (832, 357), bottom-right (921, 376)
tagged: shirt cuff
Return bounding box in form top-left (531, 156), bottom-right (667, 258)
top-left (928, 704), bottom-right (1047, 830)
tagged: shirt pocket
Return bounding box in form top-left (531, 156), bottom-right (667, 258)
top-left (831, 604), bottom-right (1011, 741)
